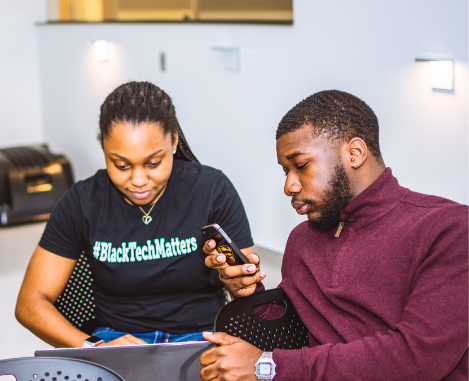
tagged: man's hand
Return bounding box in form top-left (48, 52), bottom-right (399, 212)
top-left (204, 240), bottom-right (266, 298)
top-left (200, 331), bottom-right (263, 381)
top-left (96, 334), bottom-right (147, 347)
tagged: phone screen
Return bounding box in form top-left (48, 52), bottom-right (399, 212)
top-left (201, 224), bottom-right (251, 265)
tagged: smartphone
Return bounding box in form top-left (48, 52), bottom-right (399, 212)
top-left (201, 223), bottom-right (251, 266)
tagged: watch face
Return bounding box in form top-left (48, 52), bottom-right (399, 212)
top-left (259, 363), bottom-right (271, 375)
top-left (86, 336), bottom-right (103, 344)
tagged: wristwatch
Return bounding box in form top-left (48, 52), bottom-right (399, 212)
top-left (82, 336), bottom-right (104, 348)
top-left (255, 351), bottom-right (276, 380)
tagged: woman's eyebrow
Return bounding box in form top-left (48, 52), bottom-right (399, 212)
top-left (143, 150), bottom-right (164, 160)
top-left (110, 150), bottom-right (164, 161)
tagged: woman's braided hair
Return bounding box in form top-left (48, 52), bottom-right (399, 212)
top-left (276, 90), bottom-right (384, 165)
top-left (98, 81), bottom-right (198, 163)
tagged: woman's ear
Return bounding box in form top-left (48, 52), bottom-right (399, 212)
top-left (172, 130), bottom-right (179, 152)
top-left (348, 137), bottom-right (368, 169)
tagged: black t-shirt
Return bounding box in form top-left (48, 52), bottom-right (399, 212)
top-left (39, 160), bottom-right (253, 334)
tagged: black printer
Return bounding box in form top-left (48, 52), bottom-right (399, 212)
top-left (0, 144), bottom-right (74, 226)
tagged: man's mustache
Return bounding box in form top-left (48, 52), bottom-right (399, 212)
top-left (291, 197), bottom-right (315, 206)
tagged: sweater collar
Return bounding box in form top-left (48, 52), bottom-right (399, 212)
top-left (339, 167), bottom-right (405, 230)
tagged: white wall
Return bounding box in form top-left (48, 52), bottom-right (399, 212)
top-left (37, 0), bottom-right (468, 253)
top-left (0, 222), bottom-right (53, 361)
top-left (0, 0), bottom-right (46, 148)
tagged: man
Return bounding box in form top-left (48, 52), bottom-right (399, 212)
top-left (200, 90), bottom-right (468, 380)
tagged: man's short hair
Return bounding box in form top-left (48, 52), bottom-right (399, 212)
top-left (276, 90), bottom-right (384, 164)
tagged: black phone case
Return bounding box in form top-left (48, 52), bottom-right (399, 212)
top-left (201, 224), bottom-right (251, 266)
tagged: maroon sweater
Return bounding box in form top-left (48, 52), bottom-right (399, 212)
top-left (265, 168), bottom-right (468, 380)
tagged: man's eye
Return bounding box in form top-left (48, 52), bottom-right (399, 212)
top-left (297, 163), bottom-right (307, 170)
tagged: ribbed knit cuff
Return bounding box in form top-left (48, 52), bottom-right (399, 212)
top-left (272, 348), bottom-right (306, 381)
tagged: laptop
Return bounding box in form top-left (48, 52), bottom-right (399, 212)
top-left (35, 341), bottom-right (215, 381)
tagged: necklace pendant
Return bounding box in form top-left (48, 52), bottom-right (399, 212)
top-left (142, 215), bottom-right (152, 225)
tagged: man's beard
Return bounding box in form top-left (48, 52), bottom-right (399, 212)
top-left (307, 163), bottom-right (354, 232)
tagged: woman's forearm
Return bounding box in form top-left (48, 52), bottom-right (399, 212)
top-left (16, 293), bottom-right (89, 348)
top-left (16, 246), bottom-right (85, 347)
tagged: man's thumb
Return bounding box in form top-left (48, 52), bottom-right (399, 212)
top-left (202, 331), bottom-right (239, 345)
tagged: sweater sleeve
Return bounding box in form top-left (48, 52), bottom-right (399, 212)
top-left (272, 207), bottom-right (468, 381)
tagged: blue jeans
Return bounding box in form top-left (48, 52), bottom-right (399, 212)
top-left (93, 327), bottom-right (209, 344)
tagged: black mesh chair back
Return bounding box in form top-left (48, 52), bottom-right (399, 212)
top-left (54, 253), bottom-right (97, 335)
top-left (0, 357), bottom-right (125, 381)
top-left (214, 288), bottom-right (309, 351)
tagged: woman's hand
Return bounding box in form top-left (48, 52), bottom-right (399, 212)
top-left (97, 334), bottom-right (147, 347)
top-left (203, 241), bottom-right (266, 298)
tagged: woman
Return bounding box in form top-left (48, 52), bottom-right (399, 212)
top-left (15, 81), bottom-right (254, 347)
